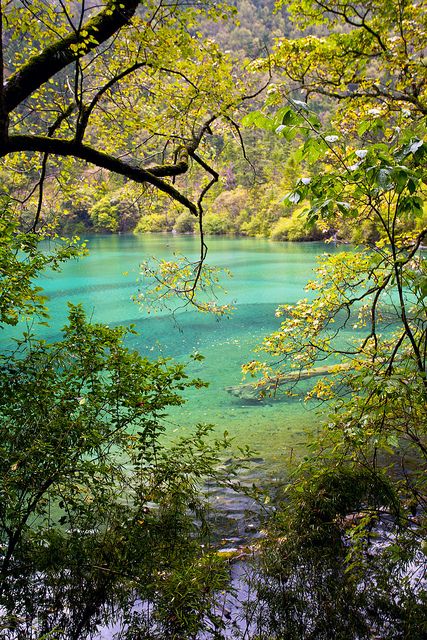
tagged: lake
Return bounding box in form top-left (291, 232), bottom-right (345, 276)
top-left (5, 234), bottom-right (337, 473)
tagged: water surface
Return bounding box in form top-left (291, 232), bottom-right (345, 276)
top-left (6, 234), bottom-right (336, 468)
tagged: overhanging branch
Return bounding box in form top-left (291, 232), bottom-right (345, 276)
top-left (5, 134), bottom-right (198, 215)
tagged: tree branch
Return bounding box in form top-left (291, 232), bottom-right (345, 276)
top-left (0, 4), bottom-right (7, 143)
top-left (3, 0), bottom-right (140, 114)
top-left (5, 134), bottom-right (198, 214)
top-left (75, 61), bottom-right (147, 143)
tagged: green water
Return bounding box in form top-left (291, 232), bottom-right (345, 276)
top-left (7, 234), bottom-right (336, 468)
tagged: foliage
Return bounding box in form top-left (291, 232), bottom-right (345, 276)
top-left (241, 0), bottom-right (427, 636)
top-left (0, 304), bottom-right (233, 639)
top-left (2, 0), bottom-right (427, 636)
top-left (202, 211), bottom-right (234, 235)
top-left (252, 465), bottom-right (427, 639)
top-left (136, 254), bottom-right (234, 316)
top-left (245, 107), bottom-right (427, 385)
top-left (174, 211), bottom-right (196, 234)
top-left (89, 194), bottom-right (120, 232)
top-left (210, 186), bottom-right (249, 225)
top-left (0, 0), bottom-right (304, 242)
top-left (134, 212), bottom-right (172, 234)
top-left (270, 208), bottom-right (321, 241)
top-left (243, 105), bottom-right (427, 638)
top-left (87, 188), bottom-right (144, 233)
top-left (0, 12), bottom-right (254, 634)
top-left (200, 0), bottom-right (292, 60)
top-left (238, 0), bottom-right (427, 241)
top-left (0, 0), bottom-right (250, 227)
top-left (269, 0), bottom-right (426, 120)
top-left (0, 199), bottom-right (85, 326)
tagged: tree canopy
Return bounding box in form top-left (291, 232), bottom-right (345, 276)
top-left (270, 0), bottom-right (426, 116)
top-left (240, 0), bottom-right (427, 636)
top-left (0, 0), bottom-right (252, 224)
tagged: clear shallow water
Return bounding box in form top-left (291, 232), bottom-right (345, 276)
top-left (4, 234), bottom-right (338, 468)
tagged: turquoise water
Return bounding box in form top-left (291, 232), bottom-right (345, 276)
top-left (5, 234), bottom-right (336, 467)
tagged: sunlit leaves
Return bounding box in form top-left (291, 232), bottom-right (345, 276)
top-left (243, 2), bottom-right (427, 630)
top-left (0, 304), bottom-right (234, 637)
top-left (271, 0), bottom-right (426, 123)
top-left (0, 199), bottom-right (86, 327)
top-left (135, 254), bottom-right (234, 316)
top-left (1, 1), bottom-right (250, 224)
top-left (244, 95), bottom-right (426, 235)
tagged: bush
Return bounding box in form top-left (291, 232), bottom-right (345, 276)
top-left (252, 466), bottom-right (426, 640)
top-left (0, 305), bottom-right (232, 639)
top-left (89, 195), bottom-right (119, 232)
top-left (134, 213), bottom-right (171, 233)
top-left (240, 212), bottom-right (274, 237)
top-left (173, 211), bottom-right (196, 233)
top-left (203, 212), bottom-right (232, 235)
top-left (270, 210), bottom-right (320, 241)
top-left (211, 186), bottom-right (249, 221)
top-left (349, 218), bottom-right (380, 245)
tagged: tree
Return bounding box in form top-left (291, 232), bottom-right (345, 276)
top-left (0, 4), bottom-right (253, 626)
top-left (240, 0), bottom-right (427, 636)
top-left (264, 0), bottom-right (426, 117)
top-left (0, 197), bottom-right (84, 326)
top-left (0, 299), bottom-right (236, 639)
top-left (0, 0), bottom-right (270, 311)
top-left (0, 0), bottom-right (252, 224)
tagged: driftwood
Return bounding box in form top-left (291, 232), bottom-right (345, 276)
top-left (225, 364), bottom-right (349, 401)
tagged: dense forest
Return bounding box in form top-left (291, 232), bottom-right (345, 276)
top-left (0, 0), bottom-right (426, 638)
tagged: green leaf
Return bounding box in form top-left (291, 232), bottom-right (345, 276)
top-left (241, 110), bottom-right (275, 131)
top-left (386, 435), bottom-right (399, 449)
top-left (357, 119), bottom-right (371, 136)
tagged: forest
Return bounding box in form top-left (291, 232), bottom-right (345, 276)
top-left (0, 0), bottom-right (426, 638)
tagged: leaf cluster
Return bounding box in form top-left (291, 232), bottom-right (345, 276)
top-left (0, 302), bottom-right (235, 638)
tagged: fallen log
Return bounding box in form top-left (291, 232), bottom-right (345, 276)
top-left (225, 363), bottom-right (349, 401)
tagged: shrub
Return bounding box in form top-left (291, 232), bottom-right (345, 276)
top-left (89, 196), bottom-right (119, 232)
top-left (134, 213), bottom-right (171, 233)
top-left (173, 211), bottom-right (196, 233)
top-left (240, 212), bottom-right (274, 237)
top-left (211, 186), bottom-right (249, 221)
top-left (203, 212), bottom-right (232, 235)
top-left (270, 210), bottom-right (320, 241)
